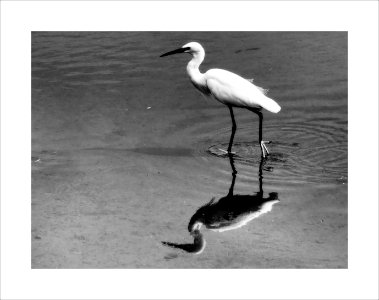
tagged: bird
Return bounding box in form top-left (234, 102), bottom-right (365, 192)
top-left (160, 42), bottom-right (281, 158)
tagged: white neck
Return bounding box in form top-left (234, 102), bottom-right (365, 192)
top-left (186, 52), bottom-right (206, 88)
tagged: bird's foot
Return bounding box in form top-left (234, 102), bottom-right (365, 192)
top-left (260, 141), bottom-right (271, 158)
top-left (218, 148), bottom-right (236, 155)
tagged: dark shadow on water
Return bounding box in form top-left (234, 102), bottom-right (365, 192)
top-left (162, 154), bottom-right (279, 254)
top-left (83, 146), bottom-right (193, 157)
top-left (235, 47), bottom-right (260, 53)
top-left (130, 147), bottom-right (193, 157)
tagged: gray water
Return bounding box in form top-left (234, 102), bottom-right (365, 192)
top-left (32, 32), bottom-right (347, 268)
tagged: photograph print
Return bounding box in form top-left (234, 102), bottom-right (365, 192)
top-left (32, 31), bottom-right (347, 268)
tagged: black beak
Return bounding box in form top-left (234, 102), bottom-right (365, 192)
top-left (160, 47), bottom-right (190, 57)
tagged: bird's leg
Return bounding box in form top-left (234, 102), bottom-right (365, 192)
top-left (227, 106), bottom-right (237, 154)
top-left (257, 111), bottom-right (270, 158)
top-left (227, 152), bottom-right (237, 196)
top-left (261, 141), bottom-right (270, 155)
top-left (258, 154), bottom-right (264, 196)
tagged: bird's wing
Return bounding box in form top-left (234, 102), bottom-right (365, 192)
top-left (246, 78), bottom-right (269, 95)
top-left (205, 69), bottom-right (269, 109)
top-left (256, 86), bottom-right (269, 95)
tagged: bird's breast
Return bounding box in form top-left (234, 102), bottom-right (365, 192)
top-left (191, 80), bottom-right (211, 96)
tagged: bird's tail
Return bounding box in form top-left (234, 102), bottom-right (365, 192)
top-left (263, 97), bottom-right (281, 113)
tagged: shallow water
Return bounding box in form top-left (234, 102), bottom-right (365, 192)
top-left (32, 32), bottom-right (347, 268)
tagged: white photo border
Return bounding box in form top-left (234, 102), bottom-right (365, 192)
top-left (1, 1), bottom-right (378, 299)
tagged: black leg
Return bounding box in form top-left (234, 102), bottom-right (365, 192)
top-left (227, 106), bottom-right (237, 153)
top-left (227, 153), bottom-right (237, 196)
top-left (257, 111), bottom-right (263, 145)
top-left (258, 154), bottom-right (264, 196)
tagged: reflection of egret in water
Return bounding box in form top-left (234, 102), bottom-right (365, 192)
top-left (162, 155), bottom-right (279, 254)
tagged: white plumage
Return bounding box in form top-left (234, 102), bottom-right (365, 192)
top-left (161, 41), bottom-right (281, 157)
top-left (205, 68), bottom-right (281, 113)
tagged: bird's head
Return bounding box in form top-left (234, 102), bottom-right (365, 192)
top-left (160, 41), bottom-right (205, 58)
top-left (187, 197), bottom-right (217, 232)
top-left (188, 220), bottom-right (203, 233)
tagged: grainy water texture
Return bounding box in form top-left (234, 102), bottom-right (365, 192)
top-left (32, 32), bottom-right (347, 268)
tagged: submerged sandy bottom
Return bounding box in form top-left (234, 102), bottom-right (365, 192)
top-left (32, 106), bottom-right (347, 268)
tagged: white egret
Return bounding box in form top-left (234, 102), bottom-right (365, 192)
top-left (160, 42), bottom-right (281, 158)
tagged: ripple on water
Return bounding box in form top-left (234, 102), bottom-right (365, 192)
top-left (205, 119), bottom-right (347, 185)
